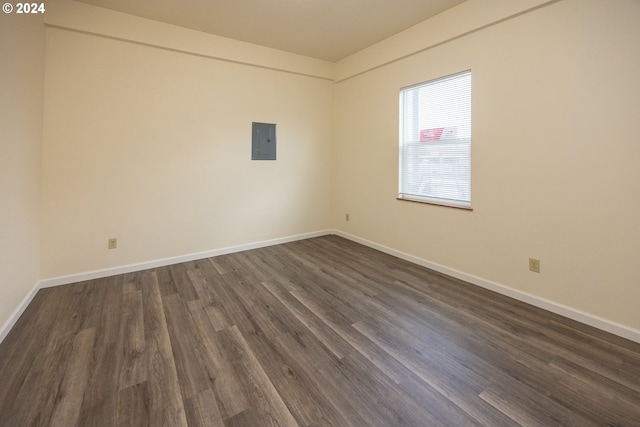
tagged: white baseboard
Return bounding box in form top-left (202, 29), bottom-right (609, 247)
top-left (0, 281), bottom-right (41, 344)
top-left (2, 230), bottom-right (331, 344)
top-left (39, 229), bottom-right (333, 289)
top-left (333, 230), bottom-right (640, 344)
top-left (9, 228), bottom-right (639, 345)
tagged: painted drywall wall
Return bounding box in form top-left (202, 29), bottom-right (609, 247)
top-left (44, 0), bottom-right (335, 81)
top-left (7, 0), bottom-right (637, 341)
top-left (333, 0), bottom-right (640, 330)
top-left (335, 0), bottom-right (556, 81)
top-left (41, 22), bottom-right (333, 278)
top-left (0, 13), bottom-right (44, 332)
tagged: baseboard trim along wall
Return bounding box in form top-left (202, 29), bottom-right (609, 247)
top-left (39, 230), bottom-right (332, 289)
top-left (3, 230), bottom-right (329, 344)
top-left (333, 230), bottom-right (640, 344)
top-left (0, 281), bottom-right (41, 344)
top-left (4, 229), bottom-right (638, 345)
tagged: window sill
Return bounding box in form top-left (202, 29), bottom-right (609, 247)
top-left (396, 196), bottom-right (473, 211)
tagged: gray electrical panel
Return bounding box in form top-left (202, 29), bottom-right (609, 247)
top-left (251, 122), bottom-right (276, 160)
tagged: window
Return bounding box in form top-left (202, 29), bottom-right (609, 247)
top-left (398, 70), bottom-right (472, 209)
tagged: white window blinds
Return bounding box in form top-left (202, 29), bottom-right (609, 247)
top-left (399, 71), bottom-right (472, 208)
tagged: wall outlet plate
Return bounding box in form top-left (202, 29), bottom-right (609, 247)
top-left (108, 238), bottom-right (117, 249)
top-left (529, 258), bottom-right (540, 273)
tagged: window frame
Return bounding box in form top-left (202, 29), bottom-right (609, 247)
top-left (397, 70), bottom-right (472, 210)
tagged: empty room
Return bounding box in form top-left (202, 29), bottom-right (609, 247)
top-left (1, 0), bottom-right (639, 425)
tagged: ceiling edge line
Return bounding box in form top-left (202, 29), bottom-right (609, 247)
top-left (45, 23), bottom-right (336, 82)
top-left (334, 0), bottom-right (562, 84)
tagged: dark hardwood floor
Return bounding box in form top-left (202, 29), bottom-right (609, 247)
top-left (1, 235), bottom-right (639, 426)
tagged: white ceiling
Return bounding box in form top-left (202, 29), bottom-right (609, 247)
top-left (74, 0), bottom-right (466, 62)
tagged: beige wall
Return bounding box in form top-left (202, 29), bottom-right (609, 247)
top-left (1, 0), bottom-right (638, 339)
top-left (332, 0), bottom-right (640, 330)
top-left (0, 13), bottom-right (44, 331)
top-left (335, 0), bottom-right (556, 81)
top-left (44, 0), bottom-right (334, 81)
top-left (41, 23), bottom-right (333, 278)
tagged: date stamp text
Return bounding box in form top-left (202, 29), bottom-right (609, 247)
top-left (3, 3), bottom-right (46, 14)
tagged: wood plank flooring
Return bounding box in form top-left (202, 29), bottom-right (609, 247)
top-left (1, 235), bottom-right (639, 426)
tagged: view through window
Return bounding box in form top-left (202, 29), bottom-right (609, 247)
top-left (399, 70), bottom-right (472, 208)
